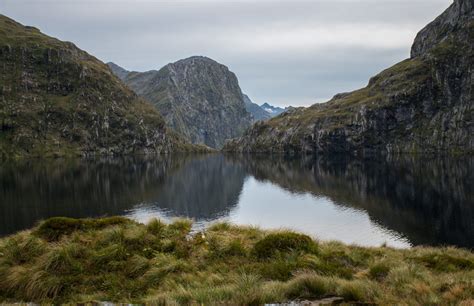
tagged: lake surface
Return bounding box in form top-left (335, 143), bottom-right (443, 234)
top-left (0, 154), bottom-right (472, 248)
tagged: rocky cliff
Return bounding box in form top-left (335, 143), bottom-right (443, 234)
top-left (0, 15), bottom-right (197, 158)
top-left (112, 57), bottom-right (252, 149)
top-left (225, 0), bottom-right (473, 155)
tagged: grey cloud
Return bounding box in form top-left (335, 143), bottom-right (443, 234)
top-left (1, 0), bottom-right (452, 106)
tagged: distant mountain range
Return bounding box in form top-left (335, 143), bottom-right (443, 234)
top-left (260, 103), bottom-right (289, 117)
top-left (242, 95), bottom-right (289, 122)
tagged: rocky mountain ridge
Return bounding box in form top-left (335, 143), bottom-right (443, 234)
top-left (224, 0), bottom-right (473, 155)
top-left (109, 57), bottom-right (252, 149)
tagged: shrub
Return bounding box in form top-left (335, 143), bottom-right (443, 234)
top-left (253, 231), bottom-right (318, 259)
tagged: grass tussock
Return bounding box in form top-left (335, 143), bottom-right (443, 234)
top-left (0, 218), bottom-right (473, 304)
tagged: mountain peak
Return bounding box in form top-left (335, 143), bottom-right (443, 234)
top-left (106, 62), bottom-right (130, 81)
top-left (411, 0), bottom-right (474, 57)
top-left (118, 56), bottom-right (252, 149)
top-left (170, 56), bottom-right (222, 68)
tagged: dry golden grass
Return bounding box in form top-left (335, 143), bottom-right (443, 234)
top-left (0, 217), bottom-right (473, 304)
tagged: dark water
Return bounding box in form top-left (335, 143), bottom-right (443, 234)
top-left (0, 154), bottom-right (472, 248)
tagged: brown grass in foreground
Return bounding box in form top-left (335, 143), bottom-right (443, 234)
top-left (0, 217), bottom-right (473, 304)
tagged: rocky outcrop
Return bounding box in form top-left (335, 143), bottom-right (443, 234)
top-left (224, 0), bottom-right (473, 155)
top-left (113, 57), bottom-right (252, 149)
top-left (0, 15), bottom-right (196, 158)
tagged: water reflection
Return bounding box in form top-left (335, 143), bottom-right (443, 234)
top-left (232, 155), bottom-right (473, 248)
top-left (0, 154), bottom-right (472, 248)
top-left (127, 154), bottom-right (245, 221)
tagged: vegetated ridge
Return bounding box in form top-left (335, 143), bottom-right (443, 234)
top-left (224, 0), bottom-right (473, 155)
top-left (0, 15), bottom-right (202, 158)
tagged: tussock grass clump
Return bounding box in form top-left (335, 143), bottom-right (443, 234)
top-left (35, 216), bottom-right (131, 241)
top-left (0, 217), bottom-right (473, 304)
top-left (368, 261), bottom-right (391, 280)
top-left (413, 249), bottom-right (474, 272)
top-left (253, 231), bottom-right (318, 259)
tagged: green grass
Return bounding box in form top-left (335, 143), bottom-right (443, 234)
top-left (0, 218), bottom-right (473, 304)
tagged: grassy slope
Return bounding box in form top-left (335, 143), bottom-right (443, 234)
top-left (0, 217), bottom-right (473, 304)
top-left (0, 15), bottom-right (209, 157)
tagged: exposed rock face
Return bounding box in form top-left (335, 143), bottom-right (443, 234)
top-left (225, 0), bottom-right (473, 155)
top-left (243, 94), bottom-right (272, 122)
top-left (113, 57), bottom-right (252, 149)
top-left (0, 15), bottom-right (193, 158)
top-left (106, 62), bottom-right (130, 81)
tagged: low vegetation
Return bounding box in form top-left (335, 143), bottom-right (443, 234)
top-left (0, 217), bottom-right (473, 304)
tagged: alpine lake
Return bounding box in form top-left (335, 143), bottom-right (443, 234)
top-left (1, 154), bottom-right (472, 249)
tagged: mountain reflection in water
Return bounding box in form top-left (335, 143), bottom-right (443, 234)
top-left (0, 154), bottom-right (472, 248)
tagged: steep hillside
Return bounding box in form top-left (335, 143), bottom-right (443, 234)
top-left (225, 0), bottom-right (473, 154)
top-left (0, 15), bottom-right (197, 158)
top-left (113, 57), bottom-right (252, 149)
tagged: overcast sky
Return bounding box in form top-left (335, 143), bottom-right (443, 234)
top-left (1, 0), bottom-right (451, 107)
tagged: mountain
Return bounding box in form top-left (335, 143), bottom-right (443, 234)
top-left (106, 62), bottom-right (130, 80)
top-left (243, 96), bottom-right (290, 122)
top-left (243, 94), bottom-right (272, 122)
top-left (0, 15), bottom-right (200, 158)
top-left (260, 103), bottom-right (289, 116)
top-left (110, 57), bottom-right (252, 149)
top-left (224, 0), bottom-right (473, 155)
